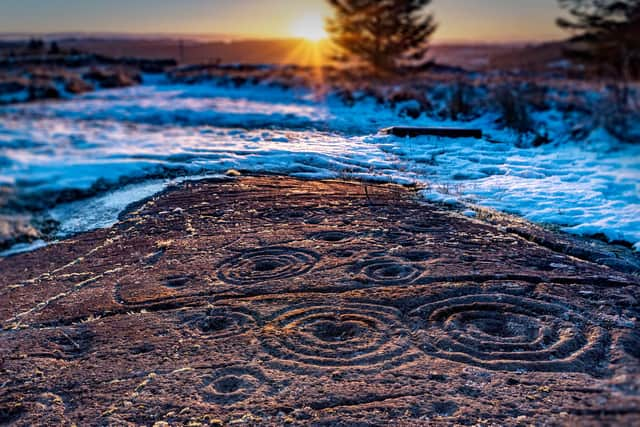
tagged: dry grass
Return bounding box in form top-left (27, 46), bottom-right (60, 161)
top-left (493, 86), bottom-right (534, 134)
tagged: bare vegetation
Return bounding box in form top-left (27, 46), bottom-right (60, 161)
top-left (446, 81), bottom-right (474, 120)
top-left (493, 86), bottom-right (534, 134)
top-left (1, 39), bottom-right (638, 144)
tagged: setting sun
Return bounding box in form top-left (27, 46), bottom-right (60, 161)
top-left (290, 12), bottom-right (328, 41)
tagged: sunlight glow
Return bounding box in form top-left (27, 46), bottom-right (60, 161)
top-left (290, 12), bottom-right (328, 41)
top-left (282, 39), bottom-right (328, 68)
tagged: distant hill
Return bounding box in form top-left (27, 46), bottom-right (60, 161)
top-left (488, 42), bottom-right (568, 73)
top-left (0, 34), bottom-right (570, 72)
top-left (56, 39), bottom-right (541, 70)
top-left (0, 32), bottom-right (233, 42)
top-left (427, 44), bottom-right (528, 70)
top-left (57, 38), bottom-right (325, 66)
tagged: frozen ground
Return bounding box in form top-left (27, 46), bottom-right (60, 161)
top-left (0, 78), bottom-right (638, 253)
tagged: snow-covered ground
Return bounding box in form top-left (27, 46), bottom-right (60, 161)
top-left (1, 79), bottom-right (638, 252)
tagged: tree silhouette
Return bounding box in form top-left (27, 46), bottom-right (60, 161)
top-left (326, 0), bottom-right (437, 74)
top-left (27, 38), bottom-right (45, 52)
top-left (557, 0), bottom-right (640, 80)
top-left (49, 41), bottom-right (61, 55)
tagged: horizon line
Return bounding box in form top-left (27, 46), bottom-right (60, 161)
top-left (0, 31), bottom-right (565, 46)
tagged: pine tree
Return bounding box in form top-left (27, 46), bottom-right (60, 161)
top-left (326, 0), bottom-right (437, 74)
top-left (557, 0), bottom-right (640, 80)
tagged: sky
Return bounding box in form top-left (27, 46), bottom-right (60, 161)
top-left (0, 0), bottom-right (566, 42)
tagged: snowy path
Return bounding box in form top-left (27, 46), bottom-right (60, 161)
top-left (0, 81), bottom-right (638, 249)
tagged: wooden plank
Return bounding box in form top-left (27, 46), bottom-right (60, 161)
top-left (381, 127), bottom-right (483, 139)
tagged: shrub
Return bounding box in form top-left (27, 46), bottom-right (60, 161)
top-left (447, 81), bottom-right (473, 120)
top-left (522, 82), bottom-right (550, 111)
top-left (335, 87), bottom-right (356, 107)
top-left (493, 86), bottom-right (534, 134)
top-left (388, 89), bottom-right (430, 108)
top-left (600, 85), bottom-right (640, 142)
top-left (48, 41), bottom-right (61, 55)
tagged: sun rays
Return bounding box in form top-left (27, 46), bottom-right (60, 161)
top-left (281, 21), bottom-right (331, 92)
top-left (282, 39), bottom-right (328, 67)
top-left (284, 10), bottom-right (330, 77)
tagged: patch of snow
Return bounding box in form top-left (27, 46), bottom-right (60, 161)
top-left (50, 180), bottom-right (168, 236)
top-left (421, 190), bottom-right (460, 206)
top-left (0, 239), bottom-right (48, 257)
top-left (0, 89), bottom-right (29, 105)
top-left (462, 210), bottom-right (477, 218)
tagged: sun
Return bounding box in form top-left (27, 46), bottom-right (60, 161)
top-left (290, 12), bottom-right (328, 42)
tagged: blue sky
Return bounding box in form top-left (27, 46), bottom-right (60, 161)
top-left (0, 0), bottom-right (566, 42)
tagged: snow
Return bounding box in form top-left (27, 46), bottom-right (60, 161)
top-left (50, 180), bottom-right (169, 236)
top-left (0, 239), bottom-right (47, 257)
top-left (0, 89), bottom-right (29, 105)
top-left (462, 210), bottom-right (477, 218)
top-left (0, 79), bottom-right (638, 251)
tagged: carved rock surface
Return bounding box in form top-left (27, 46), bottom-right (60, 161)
top-left (1, 177), bottom-right (639, 426)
